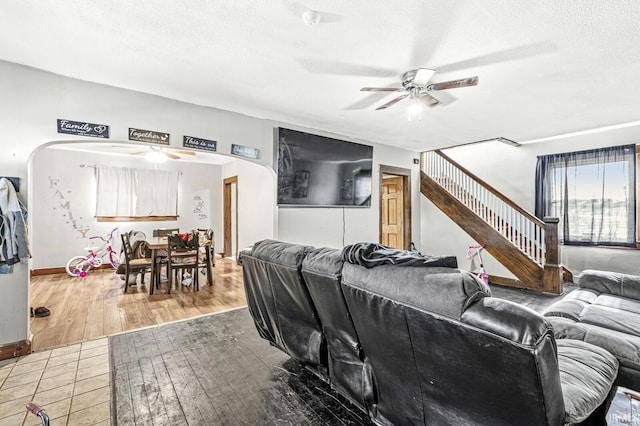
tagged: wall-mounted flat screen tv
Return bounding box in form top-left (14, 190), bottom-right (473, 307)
top-left (277, 128), bottom-right (373, 207)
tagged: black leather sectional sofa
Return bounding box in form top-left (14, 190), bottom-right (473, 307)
top-left (544, 269), bottom-right (640, 391)
top-left (241, 240), bottom-right (619, 425)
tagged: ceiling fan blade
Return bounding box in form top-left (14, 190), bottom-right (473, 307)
top-left (419, 92), bottom-right (440, 108)
top-left (361, 87), bottom-right (404, 92)
top-left (436, 41), bottom-right (555, 74)
top-left (413, 68), bottom-right (436, 86)
top-left (166, 149), bottom-right (195, 156)
top-left (162, 151), bottom-right (180, 160)
top-left (427, 76), bottom-right (479, 91)
top-left (427, 90), bottom-right (456, 107)
top-left (296, 58), bottom-right (397, 77)
top-left (375, 94), bottom-right (408, 110)
top-left (345, 93), bottom-right (392, 110)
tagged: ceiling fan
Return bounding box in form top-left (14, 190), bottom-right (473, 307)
top-left (361, 68), bottom-right (479, 110)
top-left (128, 146), bottom-right (196, 161)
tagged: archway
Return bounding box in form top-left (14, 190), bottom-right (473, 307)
top-left (27, 140), bottom-right (277, 350)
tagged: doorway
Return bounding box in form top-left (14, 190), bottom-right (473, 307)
top-left (223, 176), bottom-right (238, 259)
top-left (26, 144), bottom-right (280, 352)
top-left (379, 165), bottom-right (411, 250)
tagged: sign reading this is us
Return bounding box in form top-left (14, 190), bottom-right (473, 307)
top-left (183, 136), bottom-right (217, 152)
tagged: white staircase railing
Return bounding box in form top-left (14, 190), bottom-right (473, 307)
top-left (422, 150), bottom-right (546, 266)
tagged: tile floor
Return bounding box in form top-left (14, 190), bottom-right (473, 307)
top-left (0, 338), bottom-right (110, 426)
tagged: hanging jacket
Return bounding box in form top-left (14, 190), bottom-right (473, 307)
top-left (0, 178), bottom-right (29, 264)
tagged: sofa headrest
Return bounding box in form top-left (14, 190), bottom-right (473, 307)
top-left (249, 239), bottom-right (314, 269)
top-left (578, 269), bottom-right (640, 300)
top-left (302, 247), bottom-right (343, 278)
top-left (341, 263), bottom-right (491, 320)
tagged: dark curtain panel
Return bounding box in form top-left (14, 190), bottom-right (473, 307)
top-left (534, 156), bottom-right (549, 220)
top-left (535, 144), bottom-right (636, 247)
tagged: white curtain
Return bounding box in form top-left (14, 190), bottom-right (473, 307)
top-left (96, 166), bottom-right (179, 217)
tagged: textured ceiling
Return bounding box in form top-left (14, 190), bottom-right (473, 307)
top-left (2, 1), bottom-right (640, 151)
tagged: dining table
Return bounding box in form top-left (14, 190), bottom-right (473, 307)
top-left (146, 236), bottom-right (213, 295)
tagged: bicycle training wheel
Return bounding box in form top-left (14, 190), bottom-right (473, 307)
top-left (109, 251), bottom-right (119, 269)
top-left (66, 256), bottom-right (91, 277)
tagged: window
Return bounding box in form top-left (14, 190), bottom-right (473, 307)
top-left (354, 170), bottom-right (372, 206)
top-left (95, 166), bottom-right (179, 222)
top-left (535, 144), bottom-right (636, 247)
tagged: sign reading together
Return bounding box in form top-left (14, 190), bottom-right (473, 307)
top-left (128, 128), bottom-right (170, 145)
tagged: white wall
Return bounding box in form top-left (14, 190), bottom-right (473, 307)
top-left (0, 59), bottom-right (418, 346)
top-left (221, 160), bottom-right (277, 252)
top-left (0, 169), bottom-right (28, 345)
top-left (30, 146), bottom-right (222, 269)
top-left (421, 126), bottom-right (640, 277)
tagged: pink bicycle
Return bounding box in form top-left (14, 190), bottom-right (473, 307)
top-left (26, 402), bottom-right (49, 426)
top-left (467, 244), bottom-right (489, 284)
top-left (65, 227), bottom-right (120, 277)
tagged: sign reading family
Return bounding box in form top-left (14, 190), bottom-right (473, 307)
top-left (57, 119), bottom-right (110, 138)
top-left (183, 136), bottom-right (217, 152)
top-left (128, 128), bottom-right (170, 145)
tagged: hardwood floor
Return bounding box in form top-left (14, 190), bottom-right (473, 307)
top-left (29, 258), bottom-right (246, 351)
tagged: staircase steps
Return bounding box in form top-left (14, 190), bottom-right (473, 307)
top-left (421, 150), bottom-right (562, 294)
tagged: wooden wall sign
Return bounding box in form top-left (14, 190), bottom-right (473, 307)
top-left (57, 119), bottom-right (109, 138)
top-left (231, 144), bottom-right (260, 159)
top-left (183, 136), bottom-right (217, 152)
top-left (128, 128), bottom-right (170, 145)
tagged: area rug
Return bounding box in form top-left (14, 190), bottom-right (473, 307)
top-left (109, 306), bottom-right (636, 425)
top-left (109, 307), bottom-right (370, 425)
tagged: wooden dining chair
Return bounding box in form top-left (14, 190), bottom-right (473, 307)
top-left (152, 228), bottom-right (178, 283)
top-left (197, 228), bottom-right (215, 286)
top-left (154, 228), bottom-right (179, 237)
top-left (120, 232), bottom-right (153, 293)
top-left (167, 232), bottom-right (201, 292)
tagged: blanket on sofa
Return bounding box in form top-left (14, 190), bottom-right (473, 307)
top-left (341, 242), bottom-right (458, 269)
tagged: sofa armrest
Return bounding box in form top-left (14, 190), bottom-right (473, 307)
top-left (237, 245), bottom-right (253, 266)
top-left (461, 297), bottom-right (554, 347)
top-left (579, 269), bottom-right (640, 301)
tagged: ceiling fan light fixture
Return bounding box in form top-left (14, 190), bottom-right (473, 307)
top-left (302, 10), bottom-right (321, 26)
top-left (407, 89), bottom-right (423, 121)
top-left (146, 149), bottom-right (167, 163)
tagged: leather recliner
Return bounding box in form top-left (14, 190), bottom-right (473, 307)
top-left (301, 247), bottom-right (371, 411)
top-left (241, 239), bottom-right (325, 373)
top-left (242, 240), bottom-right (620, 425)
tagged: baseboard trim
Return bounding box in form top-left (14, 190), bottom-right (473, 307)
top-left (31, 264), bottom-right (115, 276)
top-left (31, 267), bottom-right (66, 276)
top-left (0, 339), bottom-right (31, 361)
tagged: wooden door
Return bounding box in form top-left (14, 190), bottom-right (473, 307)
top-left (381, 176), bottom-right (404, 249)
top-left (223, 176), bottom-right (238, 258)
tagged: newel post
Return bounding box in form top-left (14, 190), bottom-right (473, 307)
top-left (543, 217), bottom-right (562, 294)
